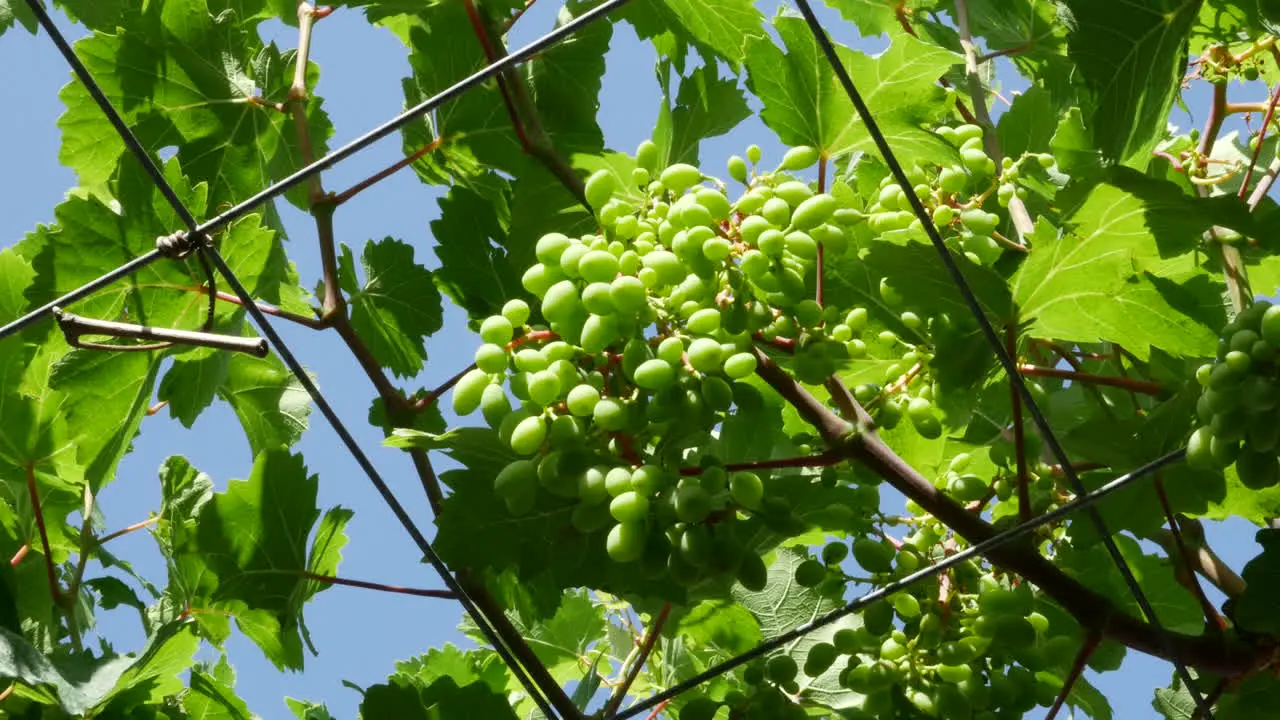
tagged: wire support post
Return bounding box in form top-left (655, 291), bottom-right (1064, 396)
top-left (611, 448), bottom-right (1188, 720)
top-left (787, 1), bottom-right (1212, 715)
top-left (197, 246), bottom-right (563, 720)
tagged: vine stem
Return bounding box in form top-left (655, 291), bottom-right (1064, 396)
top-left (1153, 476), bottom-right (1224, 631)
top-left (753, 347), bottom-right (1267, 675)
top-left (66, 485), bottom-right (96, 653)
top-left (1016, 364), bottom-right (1165, 395)
top-left (604, 603), bottom-right (671, 717)
top-left (464, 0), bottom-right (589, 209)
top-left (183, 285), bottom-right (327, 329)
top-left (953, 0), bottom-right (1033, 240)
top-left (1238, 83), bottom-right (1280, 198)
top-left (1197, 81), bottom-right (1252, 314)
top-left (301, 571), bottom-right (457, 599)
top-left (412, 331), bottom-right (559, 411)
top-left (329, 136), bottom-right (448, 207)
top-left (1031, 339), bottom-right (1114, 414)
top-left (1149, 521), bottom-right (1246, 599)
top-left (24, 464), bottom-right (61, 606)
top-left (96, 516), bottom-right (159, 546)
top-left (1044, 632), bottom-right (1101, 720)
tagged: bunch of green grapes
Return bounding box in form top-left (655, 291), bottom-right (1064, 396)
top-left (1187, 300), bottom-right (1280, 489)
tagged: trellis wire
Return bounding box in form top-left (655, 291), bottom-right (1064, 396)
top-left (5, 0), bottom-right (1218, 718)
top-left (12, 0), bottom-right (633, 717)
top-left (788, 0), bottom-right (1212, 715)
top-left (611, 447), bottom-right (1189, 720)
top-left (0, 0), bottom-right (632, 342)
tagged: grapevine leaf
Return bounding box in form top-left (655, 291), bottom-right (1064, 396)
top-left (337, 238), bottom-right (443, 378)
top-left (745, 17), bottom-right (961, 165)
top-left (1012, 191), bottom-right (1218, 359)
top-left (1057, 534), bottom-right (1203, 634)
top-left (217, 352), bottom-right (311, 455)
top-left (386, 427), bottom-right (518, 484)
top-left (182, 665), bottom-right (252, 720)
top-left (823, 0), bottom-right (914, 36)
top-left (732, 547), bottom-right (841, 639)
top-left (625, 0), bottom-right (763, 66)
top-left (998, 85), bottom-right (1058, 159)
top-left (286, 697), bottom-right (337, 720)
top-left (1062, 0), bottom-right (1201, 167)
top-left (654, 63), bottom-right (753, 168)
top-left (59, 7), bottom-right (331, 208)
top-left (0, 0), bottom-right (36, 36)
top-left (523, 1), bottom-right (613, 156)
top-left (675, 600), bottom-right (762, 656)
top-left (169, 451), bottom-right (348, 670)
top-left (475, 590), bottom-right (604, 685)
top-left (389, 644), bottom-right (509, 695)
top-left (429, 185), bottom-right (523, 322)
top-left (1233, 528), bottom-right (1280, 635)
top-left (360, 674), bottom-right (520, 720)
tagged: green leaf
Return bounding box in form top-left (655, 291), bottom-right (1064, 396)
top-left (428, 185), bottom-right (523, 322)
top-left (91, 622), bottom-right (201, 714)
top-left (646, 0), bottom-right (764, 66)
top-left (338, 237), bottom-right (443, 378)
top-left (386, 427), bottom-right (518, 484)
top-left (217, 352), bottom-right (312, 454)
top-left (493, 590), bottom-right (605, 685)
top-left (1011, 192), bottom-right (1218, 359)
top-left (745, 17), bottom-right (960, 165)
top-left (675, 600), bottom-right (762, 657)
top-left (1062, 0), bottom-right (1202, 166)
top-left (360, 674), bottom-right (520, 720)
top-left (654, 63), bottom-right (752, 168)
top-left (0, 249), bottom-right (34, 324)
top-left (1233, 528), bottom-right (1280, 635)
top-left (59, 7), bottom-right (332, 208)
top-left (182, 665), bottom-right (252, 720)
top-left (998, 85), bottom-right (1059, 159)
top-left (169, 451), bottom-right (348, 670)
top-left (0, 0), bottom-right (37, 36)
top-left (1057, 534), bottom-right (1203, 635)
top-left (522, 1), bottom-right (613, 156)
top-left (286, 697), bottom-right (337, 720)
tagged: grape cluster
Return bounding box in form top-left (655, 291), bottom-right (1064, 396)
top-left (1187, 300), bottom-right (1280, 489)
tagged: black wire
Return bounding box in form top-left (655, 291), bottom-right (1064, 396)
top-left (613, 448), bottom-right (1188, 719)
top-left (0, 0), bottom-right (631, 345)
top-left (202, 247), bottom-right (560, 720)
top-left (788, 1), bottom-right (1212, 715)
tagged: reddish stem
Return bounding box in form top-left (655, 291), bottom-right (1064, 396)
top-left (502, 0), bottom-right (537, 31)
top-left (185, 285), bottom-right (326, 329)
top-left (1016, 364), bottom-right (1165, 395)
top-left (146, 400), bottom-right (169, 416)
top-left (1238, 83), bottom-right (1280, 199)
top-left (463, 0), bottom-right (535, 150)
top-left (1044, 632), bottom-right (1101, 720)
top-left (9, 544), bottom-right (28, 567)
top-left (1154, 476), bottom-right (1226, 631)
top-left (976, 41), bottom-right (1032, 63)
top-left (301, 571), bottom-right (457, 599)
top-left (752, 333), bottom-right (796, 353)
top-left (414, 363), bottom-right (478, 411)
top-left (604, 603), bottom-right (672, 717)
top-left (643, 700), bottom-right (670, 720)
top-left (25, 464), bottom-right (60, 603)
top-left (312, 5), bottom-right (334, 20)
top-left (678, 451), bottom-right (844, 476)
top-left (329, 136), bottom-right (447, 207)
top-left (866, 362), bottom-right (925, 409)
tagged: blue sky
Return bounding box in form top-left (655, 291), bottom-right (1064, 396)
top-left (0, 3), bottom-right (1265, 719)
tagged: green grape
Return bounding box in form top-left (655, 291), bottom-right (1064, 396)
top-left (579, 250), bottom-right (620, 284)
top-left (737, 551), bottom-right (768, 591)
top-left (763, 197), bottom-right (792, 226)
top-left (822, 541), bottom-right (849, 565)
top-left (537, 452), bottom-right (579, 498)
top-left (785, 230), bottom-right (818, 259)
top-left (509, 415), bottom-right (547, 455)
top-left (891, 592), bottom-right (921, 619)
top-left (730, 471), bottom-right (764, 509)
top-left (526, 370), bottom-right (561, 406)
top-left (585, 168), bottom-right (617, 209)
top-left (452, 368), bottom-right (491, 416)
top-left (696, 188), bottom-right (732, 219)
top-left (703, 236), bottom-right (732, 261)
top-left (724, 352), bottom-right (758, 379)
top-left (642, 250), bottom-right (685, 287)
top-left (634, 359), bottom-right (677, 389)
top-left (1237, 449), bottom-right (1280, 489)
top-left (728, 155), bottom-right (749, 183)
top-left (607, 521), bottom-right (647, 562)
top-left (960, 209), bottom-right (998, 235)
top-left (581, 282), bottom-right (616, 315)
top-left (811, 223), bottom-right (849, 254)
top-left (577, 466), bottom-right (609, 504)
top-left (635, 139), bottom-right (659, 171)
top-left (536, 233), bottom-right (573, 265)
top-left (566, 384), bottom-right (601, 416)
top-left (853, 538), bottom-right (895, 573)
top-left (474, 343), bottom-right (508, 374)
top-left (767, 655), bottom-right (799, 684)
top-left (605, 466), bottom-right (634, 496)
top-left (1262, 304), bottom-right (1280, 345)
top-left (610, 491), bottom-right (651, 523)
top-left (879, 636), bottom-right (908, 661)
top-left (502, 299), bottom-right (530, 326)
top-left (961, 147), bottom-right (990, 173)
top-left (781, 145), bottom-right (820, 171)
top-left (593, 397), bottom-right (628, 430)
top-left (571, 501), bottom-right (613, 533)
top-left (479, 315), bottom-right (514, 345)
top-left (580, 313), bottom-right (618, 354)
top-left (687, 307), bottom-right (721, 335)
top-left (791, 193), bottom-right (837, 229)
top-left (674, 483), bottom-right (712, 523)
top-left (701, 374), bottom-right (734, 410)
top-left (661, 163), bottom-right (702, 192)
top-left (687, 337), bottom-right (724, 373)
top-left (479, 383), bottom-right (512, 427)
top-left (795, 559), bottom-right (827, 587)
top-left (804, 642), bottom-right (838, 677)
top-left (908, 397), bottom-right (943, 439)
top-left (542, 280), bottom-right (583, 323)
top-left (775, 180), bottom-right (814, 206)
top-left (757, 228), bottom-right (786, 257)
top-left (679, 524), bottom-right (714, 567)
top-left (494, 466), bottom-right (537, 517)
top-left (610, 275), bottom-right (648, 315)
top-left (513, 348), bottom-right (548, 373)
top-left (739, 214), bottom-right (773, 245)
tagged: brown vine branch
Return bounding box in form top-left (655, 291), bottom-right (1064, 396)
top-left (975, 41), bottom-right (1032, 64)
top-left (1149, 523), bottom-right (1246, 599)
top-left (1154, 477), bottom-right (1225, 631)
top-left (1031, 339), bottom-right (1115, 415)
top-left (604, 603), bottom-right (671, 717)
top-left (24, 464), bottom-right (61, 605)
top-left (1044, 632), bottom-right (1101, 720)
top-left (465, 1), bottom-right (589, 209)
top-left (750, 348), bottom-right (1267, 676)
top-left (183, 285), bottom-right (327, 329)
top-left (1016, 364), bottom-right (1165, 395)
top-left (301, 571), bottom-right (457, 598)
top-left (677, 451), bottom-right (844, 476)
top-left (1239, 83), bottom-right (1280, 199)
top-left (146, 400), bottom-right (168, 416)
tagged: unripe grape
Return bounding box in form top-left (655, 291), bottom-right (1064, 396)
top-left (635, 139), bottom-right (659, 171)
top-left (580, 313), bottom-right (618, 354)
top-left (509, 415), bottom-right (547, 455)
top-left (634, 359), bottom-right (677, 389)
top-left (607, 521), bottom-right (647, 562)
top-left (521, 263), bottom-right (559, 297)
top-left (723, 352), bottom-right (758, 379)
top-left (674, 483), bottom-right (712, 522)
top-left (660, 163), bottom-right (702, 192)
top-left (795, 558), bottom-right (827, 587)
top-left (962, 147), bottom-right (991, 173)
top-left (775, 180), bottom-right (814, 206)
top-left (513, 348), bottom-right (548, 373)
top-left (762, 197), bottom-right (792, 226)
top-left (610, 491), bottom-right (651, 523)
top-left (780, 145), bottom-right (820, 171)
top-left (695, 188), bottom-right (731, 220)
top-left (728, 154), bottom-right (749, 183)
top-left (786, 230), bottom-right (818, 259)
top-left (730, 471), bottom-right (764, 509)
top-left (479, 315), bottom-right (514, 345)
top-left (960, 209), bottom-right (999, 235)
top-left (641, 250), bottom-right (685, 286)
top-left (687, 307), bottom-right (722, 335)
top-left (578, 250), bottom-right (620, 284)
top-left (565, 384), bottom-right (601, 417)
top-left (687, 337), bottom-right (723, 373)
top-left (585, 168), bottom-right (618, 210)
top-left (536, 232), bottom-right (573, 265)
top-left (473, 343), bottom-right (508, 374)
top-left (495, 460), bottom-right (538, 515)
top-left (526, 370), bottom-right (562, 406)
top-left (452, 368), bottom-right (491, 416)
top-left (593, 397), bottom-right (629, 430)
top-left (541, 280), bottom-right (583, 323)
top-left (702, 236), bottom-right (732, 261)
top-left (879, 278), bottom-right (904, 306)
top-left (559, 243), bottom-right (590, 277)
top-left (736, 189), bottom-right (767, 214)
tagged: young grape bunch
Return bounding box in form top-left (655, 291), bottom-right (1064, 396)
top-left (1187, 300), bottom-right (1280, 489)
